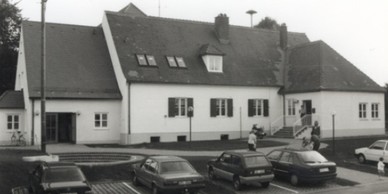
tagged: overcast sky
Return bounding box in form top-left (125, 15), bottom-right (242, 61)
top-left (16, 0), bottom-right (388, 86)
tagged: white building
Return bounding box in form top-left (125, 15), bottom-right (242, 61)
top-left (0, 4), bottom-right (385, 145)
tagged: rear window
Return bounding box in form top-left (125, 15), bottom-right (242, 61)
top-left (244, 155), bottom-right (270, 167)
top-left (45, 167), bottom-right (85, 182)
top-left (159, 161), bottom-right (196, 174)
top-left (298, 151), bottom-right (328, 163)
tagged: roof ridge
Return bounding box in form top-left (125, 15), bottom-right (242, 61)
top-left (22, 20), bottom-right (98, 29)
top-left (0, 90), bottom-right (9, 102)
top-left (289, 40), bottom-right (323, 50)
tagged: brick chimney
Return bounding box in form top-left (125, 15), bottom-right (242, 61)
top-left (279, 23), bottom-right (288, 50)
top-left (215, 14), bottom-right (229, 44)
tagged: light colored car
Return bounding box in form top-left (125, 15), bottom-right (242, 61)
top-left (355, 140), bottom-right (388, 163)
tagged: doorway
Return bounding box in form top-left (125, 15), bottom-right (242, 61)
top-left (46, 113), bottom-right (76, 143)
top-left (302, 100), bottom-right (312, 126)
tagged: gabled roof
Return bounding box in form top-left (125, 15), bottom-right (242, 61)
top-left (118, 3), bottom-right (147, 17)
top-left (285, 41), bottom-right (384, 93)
top-left (0, 90), bottom-right (24, 109)
top-left (199, 44), bottom-right (225, 56)
top-left (22, 21), bottom-right (122, 99)
top-left (105, 11), bottom-right (309, 87)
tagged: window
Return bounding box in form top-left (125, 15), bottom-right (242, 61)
top-left (94, 113), bottom-right (108, 128)
top-left (279, 152), bottom-right (293, 163)
top-left (370, 142), bottom-right (386, 150)
top-left (359, 103), bottom-right (367, 119)
top-left (287, 99), bottom-right (296, 116)
top-left (166, 56), bottom-right (187, 68)
top-left (136, 54), bottom-right (157, 66)
top-left (7, 115), bottom-right (19, 130)
top-left (168, 98), bottom-right (193, 117)
top-left (202, 55), bottom-right (223, 72)
top-left (371, 103), bottom-right (379, 118)
top-left (267, 150), bottom-right (282, 161)
top-left (248, 99), bottom-right (269, 117)
top-left (211, 98), bottom-right (233, 117)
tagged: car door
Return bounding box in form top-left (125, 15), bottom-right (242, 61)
top-left (30, 166), bottom-right (43, 193)
top-left (213, 153), bottom-right (232, 180)
top-left (267, 150), bottom-right (283, 176)
top-left (276, 151), bottom-right (293, 178)
top-left (364, 141), bottom-right (387, 162)
top-left (137, 159), bottom-right (154, 188)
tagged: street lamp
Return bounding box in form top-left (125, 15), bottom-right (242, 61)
top-left (332, 111), bottom-right (336, 155)
top-left (246, 10), bottom-right (257, 28)
top-left (188, 106), bottom-right (194, 142)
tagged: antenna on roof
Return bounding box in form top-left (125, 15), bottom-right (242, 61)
top-left (246, 10), bottom-right (257, 28)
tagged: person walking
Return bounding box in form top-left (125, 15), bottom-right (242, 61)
top-left (248, 130), bottom-right (257, 151)
top-left (311, 121), bottom-right (321, 138)
top-left (378, 157), bottom-right (385, 180)
top-left (310, 134), bottom-right (320, 151)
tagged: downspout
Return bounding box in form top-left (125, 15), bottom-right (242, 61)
top-left (279, 23), bottom-right (288, 128)
top-left (31, 99), bottom-right (35, 145)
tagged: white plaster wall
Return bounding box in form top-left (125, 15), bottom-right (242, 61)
top-left (0, 109), bottom-right (25, 145)
top-left (285, 92), bottom-right (323, 126)
top-left (32, 99), bottom-right (121, 144)
top-left (101, 13), bottom-right (128, 136)
top-left (128, 83), bottom-right (282, 143)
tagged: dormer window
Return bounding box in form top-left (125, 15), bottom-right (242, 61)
top-left (202, 55), bottom-right (223, 73)
top-left (176, 57), bottom-right (186, 68)
top-left (167, 56), bottom-right (187, 68)
top-left (136, 54), bottom-right (157, 66)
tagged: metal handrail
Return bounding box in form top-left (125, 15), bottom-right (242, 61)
top-left (293, 114), bottom-right (320, 137)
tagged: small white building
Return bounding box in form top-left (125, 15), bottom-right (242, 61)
top-left (0, 4), bottom-right (385, 145)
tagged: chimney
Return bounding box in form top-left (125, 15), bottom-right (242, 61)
top-left (279, 23), bottom-right (288, 50)
top-left (215, 14), bottom-right (229, 44)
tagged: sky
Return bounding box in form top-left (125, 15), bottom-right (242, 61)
top-left (15, 0), bottom-right (388, 86)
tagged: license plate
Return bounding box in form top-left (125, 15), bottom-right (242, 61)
top-left (320, 168), bottom-right (329, 172)
top-left (179, 180), bottom-right (192, 185)
top-left (60, 193), bottom-right (77, 194)
top-left (254, 169), bottom-right (265, 174)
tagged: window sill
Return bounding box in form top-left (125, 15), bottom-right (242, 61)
top-left (372, 118), bottom-right (380, 121)
top-left (94, 128), bottom-right (109, 131)
top-left (359, 119), bottom-right (368, 121)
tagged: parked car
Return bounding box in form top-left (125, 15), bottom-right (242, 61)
top-left (132, 155), bottom-right (205, 194)
top-left (355, 140), bottom-right (388, 163)
top-left (207, 151), bottom-right (274, 190)
top-left (266, 148), bottom-right (337, 186)
top-left (28, 162), bottom-right (92, 194)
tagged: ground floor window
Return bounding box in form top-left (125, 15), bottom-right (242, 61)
top-left (371, 103), bottom-right (379, 118)
top-left (95, 113), bottom-right (108, 128)
top-left (210, 98), bottom-right (233, 117)
top-left (168, 98), bottom-right (193, 117)
top-left (287, 99), bottom-right (296, 116)
top-left (7, 114), bottom-right (19, 130)
top-left (359, 103), bottom-right (367, 119)
top-left (248, 99), bottom-right (269, 117)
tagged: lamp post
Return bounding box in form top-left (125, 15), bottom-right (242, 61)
top-left (246, 10), bottom-right (257, 28)
top-left (188, 106), bottom-right (194, 142)
top-left (41, 0), bottom-right (47, 153)
top-left (332, 112), bottom-right (336, 155)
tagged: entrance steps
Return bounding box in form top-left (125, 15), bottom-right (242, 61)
top-left (273, 127), bottom-right (294, 138)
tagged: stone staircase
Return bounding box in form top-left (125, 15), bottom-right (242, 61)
top-left (273, 126), bottom-right (294, 138)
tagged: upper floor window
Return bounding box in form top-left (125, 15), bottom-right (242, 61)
top-left (248, 99), bottom-right (269, 117)
top-left (371, 103), bottom-right (379, 118)
top-left (136, 54), bottom-right (157, 66)
top-left (95, 113), bottom-right (108, 128)
top-left (202, 55), bottom-right (223, 73)
top-left (7, 114), bottom-right (19, 130)
top-left (166, 56), bottom-right (187, 68)
top-left (168, 98), bottom-right (193, 117)
top-left (210, 98), bottom-right (233, 117)
top-left (287, 99), bottom-right (296, 116)
top-left (359, 103), bottom-right (367, 119)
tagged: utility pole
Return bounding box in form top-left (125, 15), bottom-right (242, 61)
top-left (41, 0), bottom-right (47, 153)
top-left (246, 10), bottom-right (257, 28)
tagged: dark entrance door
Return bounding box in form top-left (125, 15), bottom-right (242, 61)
top-left (302, 100), bottom-right (312, 125)
top-left (46, 113), bottom-right (75, 143)
top-left (46, 113), bottom-right (58, 143)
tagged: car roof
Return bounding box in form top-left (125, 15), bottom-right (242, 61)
top-left (224, 150), bottom-right (266, 157)
top-left (149, 155), bottom-right (187, 162)
top-left (270, 147), bottom-right (317, 153)
top-left (42, 162), bottom-right (77, 168)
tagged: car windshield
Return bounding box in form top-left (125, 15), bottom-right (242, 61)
top-left (159, 161), bottom-right (196, 174)
top-left (298, 151), bottom-right (328, 163)
top-left (244, 155), bottom-right (270, 167)
top-left (44, 167), bottom-right (86, 183)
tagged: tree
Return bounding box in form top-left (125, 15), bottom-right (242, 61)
top-left (0, 0), bottom-right (22, 95)
top-left (255, 17), bottom-right (280, 30)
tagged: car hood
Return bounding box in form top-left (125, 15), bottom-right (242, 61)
top-left (160, 172), bottom-right (203, 180)
top-left (42, 181), bottom-right (90, 190)
top-left (355, 147), bottom-right (368, 154)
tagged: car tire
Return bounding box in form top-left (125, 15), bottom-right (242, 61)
top-left (290, 174), bottom-right (299, 186)
top-left (132, 174), bottom-right (140, 186)
top-left (358, 154), bottom-right (366, 164)
top-left (261, 182), bottom-right (270, 188)
top-left (233, 176), bottom-right (242, 191)
top-left (152, 184), bottom-right (159, 194)
top-left (208, 168), bottom-right (217, 180)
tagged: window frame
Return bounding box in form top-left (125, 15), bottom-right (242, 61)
top-left (136, 54), bottom-right (158, 67)
top-left (168, 97), bottom-right (193, 118)
top-left (136, 54), bottom-right (148, 66)
top-left (202, 55), bottom-right (223, 73)
top-left (94, 112), bottom-right (108, 129)
top-left (371, 103), bottom-right (379, 119)
top-left (359, 103), bottom-right (367, 119)
top-left (146, 55), bottom-right (157, 66)
top-left (7, 114), bottom-right (20, 131)
top-left (287, 99), bottom-right (296, 116)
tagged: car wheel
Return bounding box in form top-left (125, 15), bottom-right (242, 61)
top-left (358, 154), bottom-right (366, 164)
top-left (208, 168), bottom-right (217, 180)
top-left (290, 174), bottom-right (299, 186)
top-left (152, 184), bottom-right (159, 194)
top-left (233, 176), bottom-right (242, 191)
top-left (261, 182), bottom-right (270, 188)
top-left (132, 174), bottom-right (140, 186)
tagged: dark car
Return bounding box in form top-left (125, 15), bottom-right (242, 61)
top-left (132, 156), bottom-right (205, 194)
top-left (266, 148), bottom-right (337, 186)
top-left (28, 162), bottom-right (92, 194)
top-left (207, 151), bottom-right (274, 190)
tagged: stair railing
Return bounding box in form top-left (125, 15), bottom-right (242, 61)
top-left (293, 114), bottom-right (320, 137)
top-left (270, 115), bottom-right (295, 136)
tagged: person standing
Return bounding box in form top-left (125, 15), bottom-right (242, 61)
top-left (378, 157), bottom-right (385, 180)
top-left (311, 121), bottom-right (321, 138)
top-left (248, 130), bottom-right (257, 151)
top-left (310, 134), bottom-right (320, 151)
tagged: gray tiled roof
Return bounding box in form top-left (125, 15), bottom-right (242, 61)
top-left (0, 90), bottom-right (24, 109)
top-left (285, 41), bottom-right (384, 93)
top-left (22, 21), bottom-right (121, 99)
top-left (105, 11), bottom-right (310, 87)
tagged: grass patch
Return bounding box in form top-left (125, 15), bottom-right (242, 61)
top-left (86, 139), bottom-right (287, 151)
